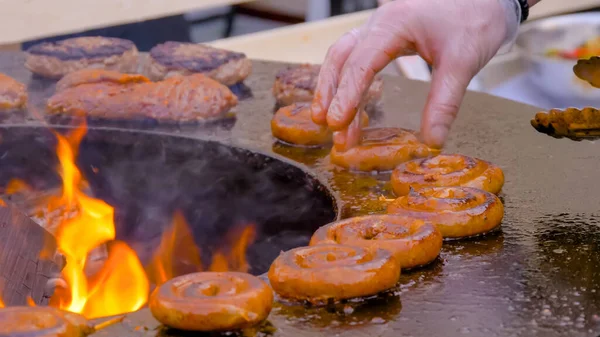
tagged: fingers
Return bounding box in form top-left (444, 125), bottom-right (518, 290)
top-left (333, 109), bottom-right (363, 152)
top-left (326, 20), bottom-right (410, 130)
top-left (420, 61), bottom-right (475, 148)
top-left (311, 29), bottom-right (361, 125)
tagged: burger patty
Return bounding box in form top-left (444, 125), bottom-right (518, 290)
top-left (0, 73), bottom-right (27, 110)
top-left (47, 73), bottom-right (238, 122)
top-left (25, 36), bottom-right (139, 79)
top-left (273, 64), bottom-right (383, 107)
top-left (145, 41), bottom-right (252, 86)
top-left (55, 69), bottom-right (150, 92)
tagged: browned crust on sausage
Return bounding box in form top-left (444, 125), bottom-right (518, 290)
top-left (25, 37), bottom-right (138, 79)
top-left (55, 69), bottom-right (150, 92)
top-left (145, 42), bottom-right (252, 86)
top-left (47, 73), bottom-right (237, 122)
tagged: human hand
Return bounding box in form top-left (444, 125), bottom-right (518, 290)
top-left (311, 0), bottom-right (520, 149)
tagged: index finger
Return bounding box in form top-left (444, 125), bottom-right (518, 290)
top-left (326, 17), bottom-right (413, 130)
top-left (311, 29), bottom-right (361, 125)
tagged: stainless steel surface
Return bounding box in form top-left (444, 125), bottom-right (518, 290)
top-left (515, 12), bottom-right (600, 104)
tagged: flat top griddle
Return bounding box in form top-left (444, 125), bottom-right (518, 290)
top-left (1, 52), bottom-right (600, 337)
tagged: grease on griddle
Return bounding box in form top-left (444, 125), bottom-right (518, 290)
top-left (156, 320), bottom-right (276, 337)
top-left (530, 107), bottom-right (600, 141)
top-left (25, 36), bottom-right (139, 79)
top-left (272, 288), bottom-right (402, 329)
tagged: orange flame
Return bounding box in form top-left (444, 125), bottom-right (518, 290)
top-left (146, 211), bottom-right (203, 286)
top-left (209, 224), bottom-right (256, 273)
top-left (147, 213), bottom-right (257, 282)
top-left (7, 120), bottom-right (257, 319)
top-left (82, 241), bottom-right (148, 318)
top-left (45, 122), bottom-right (148, 318)
top-left (4, 179), bottom-right (32, 195)
top-left (208, 252), bottom-right (230, 272)
top-left (0, 297), bottom-right (4, 308)
top-left (26, 296), bottom-right (36, 307)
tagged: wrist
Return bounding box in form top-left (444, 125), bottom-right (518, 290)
top-left (496, 0), bottom-right (521, 54)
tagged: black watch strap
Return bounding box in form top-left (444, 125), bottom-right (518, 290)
top-left (517, 0), bottom-right (529, 23)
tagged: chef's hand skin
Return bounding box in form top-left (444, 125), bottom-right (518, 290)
top-left (311, 0), bottom-right (515, 149)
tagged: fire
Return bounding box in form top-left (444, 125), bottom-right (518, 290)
top-left (0, 296), bottom-right (36, 308)
top-left (2, 120), bottom-right (257, 319)
top-left (44, 121), bottom-right (148, 318)
top-left (147, 214), bottom-right (257, 283)
top-left (82, 242), bottom-right (148, 318)
top-left (210, 224), bottom-right (256, 273)
top-left (146, 211), bottom-right (203, 286)
top-left (4, 179), bottom-right (32, 195)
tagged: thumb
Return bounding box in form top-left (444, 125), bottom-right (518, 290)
top-left (420, 62), bottom-right (474, 149)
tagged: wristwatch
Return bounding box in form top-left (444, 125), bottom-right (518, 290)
top-left (497, 0), bottom-right (523, 54)
top-left (516, 0), bottom-right (530, 23)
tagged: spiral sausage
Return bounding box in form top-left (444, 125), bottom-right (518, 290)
top-left (309, 215), bottom-right (442, 269)
top-left (392, 154), bottom-right (504, 196)
top-left (391, 154), bottom-right (504, 196)
top-left (149, 272), bottom-right (273, 331)
top-left (0, 306), bottom-right (92, 337)
top-left (387, 186), bottom-right (504, 239)
top-left (271, 103), bottom-right (368, 146)
top-left (330, 127), bottom-right (438, 172)
top-left (268, 244), bottom-right (400, 304)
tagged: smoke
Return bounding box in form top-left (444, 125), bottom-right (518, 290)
top-left (0, 126), bottom-right (337, 274)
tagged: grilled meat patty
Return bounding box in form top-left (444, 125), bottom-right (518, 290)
top-left (55, 69), bottom-right (150, 92)
top-left (273, 64), bottom-right (383, 107)
top-left (0, 73), bottom-right (27, 110)
top-left (47, 73), bottom-right (238, 122)
top-left (146, 41), bottom-right (252, 86)
top-left (25, 36), bottom-right (139, 79)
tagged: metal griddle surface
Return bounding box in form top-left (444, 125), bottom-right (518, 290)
top-left (1, 52), bottom-right (600, 337)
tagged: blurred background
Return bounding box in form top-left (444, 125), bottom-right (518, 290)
top-left (2, 0), bottom-right (600, 110)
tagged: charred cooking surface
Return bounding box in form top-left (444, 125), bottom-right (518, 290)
top-left (0, 126), bottom-right (336, 275)
top-left (1, 52), bottom-right (600, 336)
top-left (26, 37), bottom-right (136, 61)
